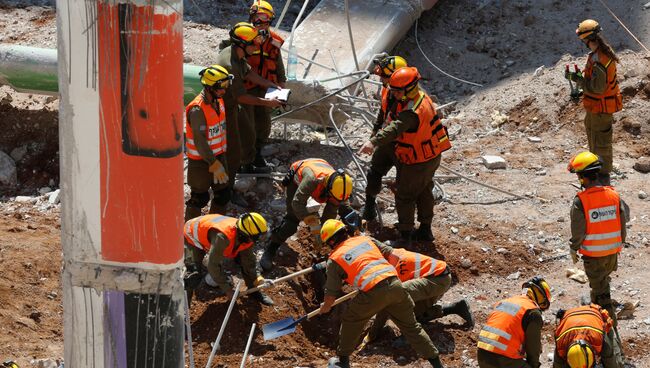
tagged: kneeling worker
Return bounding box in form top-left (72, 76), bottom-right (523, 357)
top-left (184, 213), bottom-right (274, 305)
top-left (319, 219), bottom-right (445, 368)
top-left (260, 158), bottom-right (355, 271)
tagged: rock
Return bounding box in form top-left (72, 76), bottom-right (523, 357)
top-left (0, 92), bottom-right (12, 106)
top-left (254, 179), bottom-right (274, 196)
top-left (527, 136), bottom-right (542, 143)
top-left (450, 226), bottom-right (459, 234)
top-left (10, 145), bottom-right (27, 162)
top-left (533, 65), bottom-right (545, 77)
top-left (535, 169), bottom-right (547, 176)
top-left (633, 157), bottom-right (650, 173)
top-left (269, 198), bottom-right (286, 211)
top-left (523, 15), bottom-right (536, 26)
top-left (496, 247), bottom-right (509, 254)
top-left (482, 155), bottom-right (507, 170)
top-left (506, 271), bottom-right (520, 280)
top-left (38, 187), bottom-right (52, 195)
top-left (234, 177), bottom-right (256, 193)
top-left (48, 189), bottom-right (61, 204)
top-left (183, 55), bottom-right (193, 63)
top-left (557, 216), bottom-right (565, 222)
top-left (15, 196), bottom-right (36, 203)
top-left (644, 1), bottom-right (650, 9)
top-left (566, 268), bottom-right (588, 284)
top-left (30, 358), bottom-right (60, 368)
top-left (0, 151), bottom-right (18, 188)
top-left (460, 258), bottom-right (472, 269)
top-left (621, 116), bottom-right (642, 135)
top-left (639, 191), bottom-right (648, 200)
top-left (490, 110), bottom-right (508, 127)
top-left (470, 266), bottom-right (480, 275)
top-left (261, 144), bottom-right (280, 157)
top-left (644, 318), bottom-right (650, 325)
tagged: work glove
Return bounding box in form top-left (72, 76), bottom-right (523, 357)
top-left (183, 270), bottom-right (203, 290)
top-left (208, 159), bottom-right (229, 184)
top-left (304, 215), bottom-right (322, 251)
top-left (312, 261), bottom-right (326, 271)
top-left (567, 71), bottom-right (584, 83)
top-left (254, 275), bottom-right (275, 288)
top-left (570, 249), bottom-right (579, 264)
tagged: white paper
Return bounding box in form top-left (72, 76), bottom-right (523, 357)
top-left (265, 87), bottom-right (291, 102)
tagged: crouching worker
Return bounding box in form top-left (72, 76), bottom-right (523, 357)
top-left (364, 245), bottom-right (473, 344)
top-left (260, 158), bottom-right (355, 272)
top-left (183, 213), bottom-right (274, 305)
top-left (319, 219), bottom-right (445, 368)
top-left (553, 304), bottom-right (623, 368)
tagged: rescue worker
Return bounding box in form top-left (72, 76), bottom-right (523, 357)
top-left (553, 304), bottom-right (623, 368)
top-left (361, 54), bottom-right (408, 221)
top-left (183, 213), bottom-right (274, 305)
top-left (567, 19), bottom-right (622, 185)
top-left (476, 276), bottom-right (552, 368)
top-left (359, 67), bottom-right (451, 242)
top-left (319, 219), bottom-right (445, 368)
top-left (568, 151), bottom-right (629, 325)
top-left (184, 65), bottom-right (232, 221)
top-left (365, 245), bottom-right (473, 343)
top-left (259, 158), bottom-right (355, 272)
top-left (245, 0), bottom-right (287, 171)
top-left (215, 22), bottom-right (283, 194)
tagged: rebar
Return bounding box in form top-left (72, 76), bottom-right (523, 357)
top-left (205, 280), bottom-right (242, 368)
top-left (239, 323), bottom-right (256, 368)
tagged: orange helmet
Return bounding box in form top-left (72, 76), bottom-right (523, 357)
top-left (388, 66), bottom-right (421, 92)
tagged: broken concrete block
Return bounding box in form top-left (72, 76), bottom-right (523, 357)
top-left (0, 150), bottom-right (17, 188)
top-left (566, 268), bottom-right (588, 284)
top-left (527, 136), bottom-right (542, 143)
top-left (306, 197), bottom-right (321, 214)
top-left (482, 155), bottom-right (506, 169)
top-left (48, 189), bottom-right (61, 205)
top-left (633, 157), bottom-right (650, 173)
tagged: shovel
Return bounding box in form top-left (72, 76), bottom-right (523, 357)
top-left (262, 290), bottom-right (360, 340)
top-left (243, 261), bottom-right (326, 295)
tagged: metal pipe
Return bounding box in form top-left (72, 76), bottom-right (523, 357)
top-left (343, 0), bottom-right (372, 111)
top-left (439, 164), bottom-right (526, 200)
top-left (239, 323), bottom-right (256, 368)
top-left (317, 70), bottom-right (369, 83)
top-left (205, 281), bottom-right (242, 368)
top-left (184, 290), bottom-right (196, 368)
top-left (274, 0), bottom-right (292, 29)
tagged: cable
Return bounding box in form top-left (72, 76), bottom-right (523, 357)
top-left (598, 0), bottom-right (649, 53)
top-left (414, 18), bottom-right (483, 87)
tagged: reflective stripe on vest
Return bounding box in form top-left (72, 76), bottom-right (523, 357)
top-left (555, 305), bottom-right (607, 360)
top-left (582, 51), bottom-right (622, 114)
top-left (291, 158), bottom-right (335, 203)
top-left (394, 92), bottom-right (451, 165)
top-left (182, 214), bottom-right (253, 258)
top-left (477, 295), bottom-right (539, 360)
top-left (577, 186), bottom-right (622, 257)
top-left (388, 248), bottom-right (447, 282)
top-left (330, 236), bottom-right (397, 292)
top-left (185, 93), bottom-right (227, 160)
top-left (244, 31), bottom-right (284, 90)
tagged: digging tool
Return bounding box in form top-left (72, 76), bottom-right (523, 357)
top-left (205, 280), bottom-right (242, 368)
top-left (243, 262), bottom-right (326, 295)
top-left (565, 64), bottom-right (583, 102)
top-left (262, 290), bottom-right (360, 340)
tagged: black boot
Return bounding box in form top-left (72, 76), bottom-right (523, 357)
top-left (250, 291), bottom-right (274, 306)
top-left (327, 356), bottom-right (350, 368)
top-left (428, 356), bottom-right (444, 368)
top-left (253, 151), bottom-right (272, 172)
top-left (398, 230), bottom-right (413, 247)
top-left (413, 223), bottom-right (434, 241)
top-left (260, 242), bottom-right (280, 272)
top-left (443, 299), bottom-right (474, 327)
top-left (361, 196), bottom-right (377, 221)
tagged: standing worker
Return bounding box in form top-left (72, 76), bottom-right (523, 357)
top-left (319, 219), bottom-right (446, 368)
top-left (183, 213), bottom-right (274, 305)
top-left (184, 65), bottom-right (232, 221)
top-left (361, 55), bottom-right (408, 221)
top-left (476, 276), bottom-right (552, 368)
top-left (243, 0), bottom-right (287, 172)
top-left (567, 19), bottom-right (622, 185)
top-left (553, 304), bottom-right (623, 368)
top-left (359, 67), bottom-right (451, 242)
top-left (567, 151), bottom-right (628, 324)
top-left (364, 245), bottom-right (473, 344)
top-left (215, 22), bottom-right (284, 196)
top-left (259, 158), bottom-right (355, 272)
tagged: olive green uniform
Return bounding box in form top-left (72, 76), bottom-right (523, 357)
top-left (365, 94), bottom-right (398, 199)
top-left (577, 54), bottom-right (614, 174)
top-left (476, 308), bottom-right (543, 368)
top-left (325, 239), bottom-right (439, 359)
top-left (552, 330), bottom-right (623, 368)
top-left (184, 93), bottom-right (230, 221)
top-left (570, 188), bottom-right (629, 323)
top-left (188, 230), bottom-right (259, 294)
top-left (370, 109), bottom-right (440, 232)
top-left (270, 168), bottom-right (354, 244)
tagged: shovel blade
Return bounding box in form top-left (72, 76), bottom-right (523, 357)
top-left (262, 315), bottom-right (305, 340)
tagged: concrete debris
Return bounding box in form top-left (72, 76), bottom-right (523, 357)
top-left (482, 155), bottom-right (507, 170)
top-left (0, 150), bottom-right (17, 188)
top-left (527, 136), bottom-right (542, 143)
top-left (617, 301), bottom-right (638, 320)
top-left (14, 196), bottom-right (36, 203)
top-left (0, 91), bottom-right (12, 106)
top-left (639, 191), bottom-right (647, 200)
top-left (306, 197), bottom-right (321, 214)
top-left (254, 179), bottom-right (274, 196)
top-left (30, 358), bottom-right (61, 368)
top-left (234, 177), bottom-right (256, 193)
top-left (261, 144), bottom-right (280, 157)
top-left (450, 226), bottom-right (459, 234)
top-left (48, 189), bottom-right (61, 205)
top-left (460, 258), bottom-right (472, 269)
top-left (547, 353), bottom-right (554, 361)
top-left (533, 65), bottom-right (545, 77)
top-left (10, 145), bottom-right (27, 162)
top-left (489, 110), bottom-right (508, 127)
top-left (496, 247), bottom-right (509, 254)
top-left (506, 271), bottom-right (520, 280)
top-left (269, 198), bottom-right (286, 212)
top-left (621, 116), bottom-right (642, 136)
top-left (644, 318), bottom-right (650, 326)
top-left (535, 169), bottom-right (547, 176)
top-left (644, 1), bottom-right (650, 9)
top-left (38, 187), bottom-right (52, 195)
top-left (633, 157), bottom-right (650, 173)
top-left (566, 268), bottom-right (588, 284)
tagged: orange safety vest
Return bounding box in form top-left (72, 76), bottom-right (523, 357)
top-left (244, 30), bottom-right (284, 90)
top-left (394, 92), bottom-right (451, 165)
top-left (555, 304), bottom-right (610, 361)
top-left (576, 186), bottom-right (622, 257)
top-left (183, 214), bottom-right (253, 259)
top-left (582, 50), bottom-right (622, 114)
top-left (380, 87), bottom-right (408, 128)
top-left (477, 295), bottom-right (540, 360)
top-left (329, 236), bottom-right (397, 292)
top-left (185, 93), bottom-right (227, 160)
top-left (290, 158), bottom-right (335, 203)
top-left (387, 248), bottom-right (447, 282)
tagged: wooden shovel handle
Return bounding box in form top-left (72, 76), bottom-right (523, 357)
top-left (244, 262), bottom-right (326, 295)
top-left (306, 289), bottom-right (360, 320)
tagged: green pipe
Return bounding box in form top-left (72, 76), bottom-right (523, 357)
top-left (0, 43), bottom-right (204, 104)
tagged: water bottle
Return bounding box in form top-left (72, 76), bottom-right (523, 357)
top-left (287, 45), bottom-right (298, 81)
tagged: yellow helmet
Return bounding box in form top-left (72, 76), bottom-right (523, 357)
top-left (237, 212), bottom-right (268, 239)
top-left (567, 340), bottom-right (595, 368)
top-left (567, 151), bottom-right (602, 174)
top-left (199, 64), bottom-right (234, 89)
top-left (373, 55), bottom-right (408, 78)
top-left (523, 276), bottom-right (552, 310)
top-left (320, 219), bottom-right (347, 244)
top-left (576, 19), bottom-right (601, 40)
top-left (230, 22), bottom-right (259, 46)
top-left (250, 0), bottom-right (275, 20)
top-left (326, 170), bottom-right (353, 201)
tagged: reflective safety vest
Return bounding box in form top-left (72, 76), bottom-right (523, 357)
top-left (477, 295), bottom-right (540, 360)
top-left (290, 158), bottom-right (335, 203)
top-left (394, 92), bottom-right (451, 165)
top-left (329, 236), bottom-right (397, 292)
top-left (582, 50), bottom-right (622, 114)
top-left (185, 93), bottom-right (227, 160)
top-left (577, 186), bottom-right (622, 257)
top-left (555, 304), bottom-right (610, 361)
top-left (387, 248), bottom-right (447, 282)
top-left (380, 87), bottom-right (404, 128)
top-left (183, 214), bottom-right (253, 259)
top-left (244, 30), bottom-right (284, 90)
